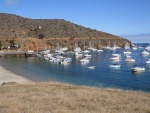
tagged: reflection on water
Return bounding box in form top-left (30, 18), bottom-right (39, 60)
top-left (146, 64), bottom-right (150, 68)
top-left (109, 67), bottom-right (121, 71)
top-left (131, 71), bottom-right (145, 75)
top-left (141, 54), bottom-right (149, 57)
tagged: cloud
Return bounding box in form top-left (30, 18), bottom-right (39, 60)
top-left (5, 0), bottom-right (18, 5)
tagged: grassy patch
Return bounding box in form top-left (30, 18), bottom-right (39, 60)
top-left (0, 82), bottom-right (150, 113)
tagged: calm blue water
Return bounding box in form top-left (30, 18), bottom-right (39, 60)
top-left (0, 43), bottom-right (150, 92)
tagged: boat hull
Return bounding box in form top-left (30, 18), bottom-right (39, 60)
top-left (109, 65), bottom-right (121, 68)
top-left (131, 68), bottom-right (145, 72)
top-left (87, 66), bottom-right (96, 69)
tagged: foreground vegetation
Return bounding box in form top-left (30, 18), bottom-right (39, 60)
top-left (0, 82), bottom-right (150, 113)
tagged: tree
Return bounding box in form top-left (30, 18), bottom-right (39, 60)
top-left (38, 33), bottom-right (45, 39)
top-left (0, 41), bottom-right (2, 50)
top-left (9, 39), bottom-right (15, 49)
top-left (9, 39), bottom-right (15, 46)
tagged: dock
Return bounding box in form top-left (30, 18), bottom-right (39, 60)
top-left (0, 51), bottom-right (36, 57)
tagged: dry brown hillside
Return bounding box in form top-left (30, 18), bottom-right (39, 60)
top-left (0, 13), bottom-right (131, 51)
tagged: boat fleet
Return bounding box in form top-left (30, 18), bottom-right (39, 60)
top-left (35, 43), bottom-right (150, 72)
top-left (36, 46), bottom-right (103, 65)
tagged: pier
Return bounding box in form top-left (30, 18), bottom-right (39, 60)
top-left (0, 51), bottom-right (36, 57)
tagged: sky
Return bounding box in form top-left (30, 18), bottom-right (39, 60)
top-left (0, 0), bottom-right (150, 42)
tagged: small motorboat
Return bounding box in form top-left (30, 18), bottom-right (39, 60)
top-left (82, 50), bottom-right (90, 53)
top-left (141, 50), bottom-right (149, 55)
top-left (109, 63), bottom-right (121, 68)
top-left (146, 59), bottom-right (150, 64)
top-left (110, 56), bottom-right (121, 60)
top-left (97, 49), bottom-right (103, 52)
top-left (131, 64), bottom-right (145, 72)
top-left (84, 54), bottom-right (92, 57)
top-left (74, 52), bottom-right (83, 57)
top-left (87, 66), bottom-right (96, 69)
top-left (125, 55), bottom-right (131, 58)
top-left (91, 48), bottom-right (97, 51)
top-left (125, 57), bottom-right (135, 62)
top-left (132, 47), bottom-right (137, 50)
top-left (80, 58), bottom-right (90, 63)
top-left (145, 45), bottom-right (150, 51)
top-left (112, 53), bottom-right (121, 57)
top-left (123, 50), bottom-right (131, 55)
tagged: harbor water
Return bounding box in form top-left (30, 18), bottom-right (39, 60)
top-left (0, 43), bottom-right (150, 92)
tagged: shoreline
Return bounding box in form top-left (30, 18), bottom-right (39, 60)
top-left (0, 64), bottom-right (31, 85)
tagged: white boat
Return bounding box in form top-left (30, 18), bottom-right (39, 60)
top-left (110, 47), bottom-right (117, 51)
top-left (87, 66), bottom-right (96, 69)
top-left (110, 56), bottom-right (121, 60)
top-left (123, 50), bottom-right (131, 55)
top-left (112, 53), bottom-right (121, 57)
top-left (80, 58), bottom-right (90, 63)
top-left (91, 48), bottom-right (97, 51)
top-left (97, 49), bottom-right (103, 52)
top-left (74, 47), bottom-right (82, 52)
top-left (132, 46), bottom-right (137, 50)
top-left (59, 57), bottom-right (72, 64)
top-left (124, 42), bottom-right (130, 49)
top-left (131, 65), bottom-right (145, 72)
top-left (84, 54), bottom-right (92, 57)
top-left (42, 49), bottom-right (50, 54)
top-left (125, 57), bottom-right (135, 62)
top-left (138, 45), bottom-right (143, 48)
top-left (132, 44), bottom-right (137, 50)
top-left (35, 53), bottom-right (42, 58)
top-left (64, 57), bottom-right (72, 63)
top-left (74, 52), bottom-right (83, 57)
top-left (125, 55), bottom-right (131, 58)
top-left (146, 59), bottom-right (150, 64)
top-left (61, 47), bottom-right (68, 51)
top-left (55, 49), bottom-right (64, 54)
top-left (103, 46), bottom-right (111, 50)
top-left (43, 53), bottom-right (52, 58)
top-left (82, 50), bottom-right (90, 53)
top-left (145, 46), bottom-right (150, 51)
top-left (141, 50), bottom-right (149, 55)
top-left (145, 43), bottom-right (150, 50)
top-left (109, 63), bottom-right (121, 68)
top-left (50, 57), bottom-right (62, 63)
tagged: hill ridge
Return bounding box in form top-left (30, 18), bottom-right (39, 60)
top-left (0, 13), bottom-right (130, 50)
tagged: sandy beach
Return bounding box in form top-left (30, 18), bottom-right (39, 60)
top-left (0, 65), bottom-right (30, 85)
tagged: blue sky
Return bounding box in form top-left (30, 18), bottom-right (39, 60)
top-left (0, 0), bottom-right (150, 42)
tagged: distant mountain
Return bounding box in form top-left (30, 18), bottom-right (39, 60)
top-left (0, 13), bottom-right (131, 50)
top-left (121, 34), bottom-right (150, 43)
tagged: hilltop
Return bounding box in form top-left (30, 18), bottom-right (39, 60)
top-left (0, 13), bottom-right (130, 51)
